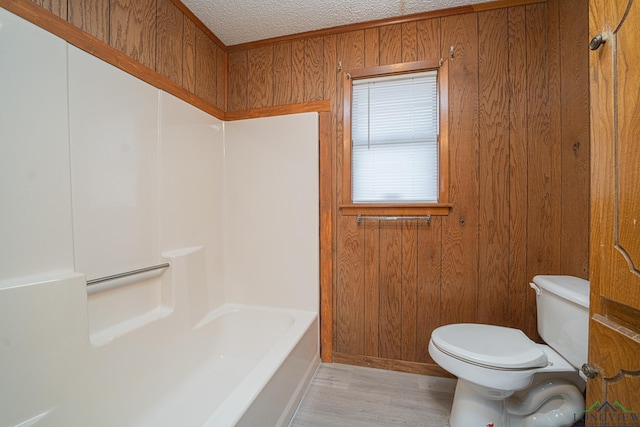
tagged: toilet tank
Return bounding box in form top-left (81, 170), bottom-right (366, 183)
top-left (531, 275), bottom-right (589, 369)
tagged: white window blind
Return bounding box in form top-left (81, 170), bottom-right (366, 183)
top-left (351, 70), bottom-right (439, 203)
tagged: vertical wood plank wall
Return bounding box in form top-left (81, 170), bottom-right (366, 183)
top-left (31, 0), bottom-right (225, 110)
top-left (226, 0), bottom-right (589, 374)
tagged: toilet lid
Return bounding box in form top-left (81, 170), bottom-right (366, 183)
top-left (431, 324), bottom-right (548, 369)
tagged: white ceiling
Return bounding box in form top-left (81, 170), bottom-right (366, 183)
top-left (182, 0), bottom-right (496, 46)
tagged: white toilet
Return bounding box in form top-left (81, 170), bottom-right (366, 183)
top-left (428, 275), bottom-right (589, 427)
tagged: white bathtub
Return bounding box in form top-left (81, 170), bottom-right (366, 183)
top-left (139, 304), bottom-right (320, 427)
top-left (0, 271), bottom-right (319, 427)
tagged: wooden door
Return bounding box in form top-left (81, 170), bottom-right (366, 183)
top-left (587, 0), bottom-right (640, 424)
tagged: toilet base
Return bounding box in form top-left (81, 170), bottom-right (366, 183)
top-left (449, 376), bottom-right (584, 427)
top-left (450, 380), bottom-right (506, 427)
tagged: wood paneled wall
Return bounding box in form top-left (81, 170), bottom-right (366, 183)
top-left (31, 0), bottom-right (225, 110)
top-left (227, 0), bottom-right (589, 374)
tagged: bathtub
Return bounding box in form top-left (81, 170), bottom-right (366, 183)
top-left (0, 271), bottom-right (319, 427)
top-left (141, 304), bottom-right (320, 427)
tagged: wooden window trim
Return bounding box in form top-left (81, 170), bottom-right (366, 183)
top-left (341, 59), bottom-right (450, 216)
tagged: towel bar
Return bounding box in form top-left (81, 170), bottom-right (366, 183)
top-left (356, 214), bottom-right (431, 224)
top-left (86, 263), bottom-right (170, 286)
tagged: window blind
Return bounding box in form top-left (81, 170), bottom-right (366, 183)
top-left (351, 70), bottom-right (439, 203)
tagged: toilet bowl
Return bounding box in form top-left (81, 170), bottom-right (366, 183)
top-left (428, 275), bottom-right (589, 427)
top-left (429, 325), bottom-right (585, 426)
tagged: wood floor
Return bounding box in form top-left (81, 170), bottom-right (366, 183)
top-left (289, 363), bottom-right (457, 427)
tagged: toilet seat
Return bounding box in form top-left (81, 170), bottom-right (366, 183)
top-left (431, 324), bottom-right (548, 370)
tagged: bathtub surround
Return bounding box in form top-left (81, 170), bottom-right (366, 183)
top-left (1, 7), bottom-right (318, 426)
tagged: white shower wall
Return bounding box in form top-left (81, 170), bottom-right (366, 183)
top-left (0, 9), bottom-right (74, 288)
top-left (0, 7), bottom-right (319, 313)
top-left (69, 45), bottom-right (161, 281)
top-left (159, 91), bottom-right (226, 311)
top-left (224, 115), bottom-right (319, 312)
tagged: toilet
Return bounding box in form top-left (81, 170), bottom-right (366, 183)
top-left (428, 275), bottom-right (589, 427)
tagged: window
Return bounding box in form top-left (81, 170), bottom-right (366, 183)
top-left (352, 70), bottom-right (438, 203)
top-left (342, 60), bottom-right (450, 216)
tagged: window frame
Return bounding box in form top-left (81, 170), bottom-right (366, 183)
top-left (341, 59), bottom-right (450, 216)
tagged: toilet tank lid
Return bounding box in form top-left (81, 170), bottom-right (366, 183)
top-left (431, 324), bottom-right (548, 369)
top-left (532, 275), bottom-right (589, 308)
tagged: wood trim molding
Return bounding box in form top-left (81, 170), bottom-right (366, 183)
top-left (340, 204), bottom-right (452, 216)
top-left (226, 0), bottom-right (546, 52)
top-left (346, 59), bottom-right (443, 80)
top-left (438, 59), bottom-right (451, 204)
top-left (319, 112), bottom-right (334, 362)
top-left (0, 0), bottom-right (226, 120)
top-left (342, 71), bottom-right (353, 204)
top-left (333, 352), bottom-right (455, 378)
top-left (224, 100), bottom-right (331, 120)
top-left (471, 0), bottom-right (544, 12)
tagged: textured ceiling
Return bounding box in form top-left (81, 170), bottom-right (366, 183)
top-left (182, 0), bottom-right (496, 46)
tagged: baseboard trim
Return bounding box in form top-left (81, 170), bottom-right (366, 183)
top-left (333, 353), bottom-right (455, 379)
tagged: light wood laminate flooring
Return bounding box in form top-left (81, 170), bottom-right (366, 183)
top-left (289, 363), bottom-right (457, 427)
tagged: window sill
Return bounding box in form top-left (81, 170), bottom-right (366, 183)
top-left (340, 204), bottom-right (452, 216)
